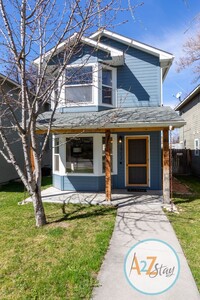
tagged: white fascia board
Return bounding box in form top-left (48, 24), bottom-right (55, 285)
top-left (160, 57), bottom-right (174, 81)
top-left (90, 30), bottom-right (174, 77)
top-left (81, 37), bottom-right (123, 57)
top-left (33, 33), bottom-right (78, 65)
top-left (34, 34), bottom-right (124, 66)
top-left (49, 121), bottom-right (186, 131)
top-left (90, 30), bottom-right (173, 60)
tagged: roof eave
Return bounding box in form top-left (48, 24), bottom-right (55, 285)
top-left (90, 29), bottom-right (174, 80)
top-left (90, 30), bottom-right (174, 59)
top-left (175, 85), bottom-right (200, 111)
top-left (161, 58), bottom-right (174, 81)
top-left (38, 121), bottom-right (186, 132)
top-left (34, 34), bottom-right (124, 66)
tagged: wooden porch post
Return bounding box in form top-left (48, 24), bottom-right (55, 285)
top-left (105, 129), bottom-right (111, 201)
top-left (163, 129), bottom-right (170, 204)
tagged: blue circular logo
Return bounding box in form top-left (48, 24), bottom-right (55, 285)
top-left (124, 239), bottom-right (180, 295)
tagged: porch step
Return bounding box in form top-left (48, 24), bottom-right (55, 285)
top-left (127, 188), bottom-right (147, 192)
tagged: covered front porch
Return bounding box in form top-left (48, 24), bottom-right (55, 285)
top-left (22, 185), bottom-right (163, 206)
top-left (37, 107), bottom-right (185, 204)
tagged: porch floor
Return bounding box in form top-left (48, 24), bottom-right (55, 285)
top-left (22, 187), bottom-right (163, 206)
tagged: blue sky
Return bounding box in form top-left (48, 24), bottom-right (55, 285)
top-left (114, 0), bottom-right (200, 107)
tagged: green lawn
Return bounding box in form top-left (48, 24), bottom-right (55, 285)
top-left (167, 175), bottom-right (200, 291)
top-left (0, 178), bottom-right (116, 300)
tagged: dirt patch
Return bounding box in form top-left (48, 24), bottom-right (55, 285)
top-left (46, 221), bottom-right (70, 229)
top-left (172, 177), bottom-right (192, 195)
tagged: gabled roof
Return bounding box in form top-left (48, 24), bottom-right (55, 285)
top-left (175, 85), bottom-right (200, 111)
top-left (90, 29), bottom-right (174, 80)
top-left (37, 106), bottom-right (185, 132)
top-left (34, 33), bottom-right (124, 66)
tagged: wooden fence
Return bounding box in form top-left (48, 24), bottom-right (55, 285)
top-left (171, 149), bottom-right (191, 175)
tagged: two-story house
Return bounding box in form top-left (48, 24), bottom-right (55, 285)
top-left (175, 85), bottom-right (200, 176)
top-left (36, 30), bottom-right (185, 203)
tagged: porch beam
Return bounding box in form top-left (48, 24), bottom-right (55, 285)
top-left (105, 129), bottom-right (111, 201)
top-left (36, 127), bottom-right (170, 135)
top-left (163, 129), bottom-right (170, 204)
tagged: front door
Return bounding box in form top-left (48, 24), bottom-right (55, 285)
top-left (126, 137), bottom-right (149, 186)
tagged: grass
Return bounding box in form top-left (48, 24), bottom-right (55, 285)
top-left (0, 178), bottom-right (116, 300)
top-left (167, 175), bottom-right (200, 291)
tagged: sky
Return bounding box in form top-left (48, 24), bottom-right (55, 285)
top-left (113, 0), bottom-right (200, 108)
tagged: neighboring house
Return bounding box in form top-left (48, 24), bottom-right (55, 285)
top-left (0, 74), bottom-right (22, 184)
top-left (175, 85), bottom-right (200, 176)
top-left (36, 30), bottom-right (185, 203)
top-left (0, 73), bottom-right (51, 184)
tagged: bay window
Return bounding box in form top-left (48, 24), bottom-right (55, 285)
top-left (65, 66), bottom-right (93, 104)
top-left (66, 137), bottom-right (93, 173)
top-left (54, 137), bottom-right (60, 172)
top-left (102, 68), bottom-right (112, 105)
top-left (63, 64), bottom-right (116, 107)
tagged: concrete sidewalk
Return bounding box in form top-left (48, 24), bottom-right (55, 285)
top-left (92, 195), bottom-right (200, 300)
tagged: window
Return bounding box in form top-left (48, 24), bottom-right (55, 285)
top-left (65, 66), bottom-right (93, 104)
top-left (102, 137), bottom-right (113, 172)
top-left (194, 139), bottom-right (199, 156)
top-left (54, 138), bottom-right (60, 171)
top-left (102, 68), bottom-right (112, 105)
top-left (66, 137), bottom-right (93, 173)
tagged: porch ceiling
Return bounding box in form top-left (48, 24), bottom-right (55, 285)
top-left (36, 106), bottom-right (186, 133)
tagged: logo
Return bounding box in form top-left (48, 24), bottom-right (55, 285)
top-left (124, 239), bottom-right (180, 295)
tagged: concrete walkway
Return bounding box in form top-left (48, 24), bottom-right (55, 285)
top-left (22, 188), bottom-right (199, 299)
top-left (92, 194), bottom-right (200, 300)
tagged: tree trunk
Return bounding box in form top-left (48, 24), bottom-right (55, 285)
top-left (32, 189), bottom-right (47, 227)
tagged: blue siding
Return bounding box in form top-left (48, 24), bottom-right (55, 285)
top-left (69, 44), bottom-right (112, 64)
top-left (57, 105), bottom-right (114, 113)
top-left (54, 38), bottom-right (161, 111)
top-left (116, 131), bottom-right (161, 190)
top-left (52, 132), bottom-right (161, 191)
top-left (50, 44), bottom-right (112, 66)
top-left (53, 174), bottom-right (64, 190)
top-left (100, 37), bottom-right (161, 107)
top-left (63, 175), bottom-right (117, 191)
top-left (52, 174), bottom-right (118, 192)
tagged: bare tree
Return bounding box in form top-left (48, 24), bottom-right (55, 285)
top-left (177, 14), bottom-right (200, 82)
top-left (0, 0), bottom-right (139, 227)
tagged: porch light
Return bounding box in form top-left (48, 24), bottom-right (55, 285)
top-left (118, 136), bottom-right (123, 143)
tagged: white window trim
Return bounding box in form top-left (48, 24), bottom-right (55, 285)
top-left (57, 62), bottom-right (117, 109)
top-left (52, 72), bottom-right (65, 110)
top-left (99, 64), bottom-right (117, 108)
top-left (53, 135), bottom-right (66, 175)
top-left (52, 133), bottom-right (117, 177)
top-left (63, 62), bottom-right (99, 107)
top-left (100, 134), bottom-right (117, 175)
top-left (194, 138), bottom-right (199, 156)
top-left (124, 135), bottom-right (151, 187)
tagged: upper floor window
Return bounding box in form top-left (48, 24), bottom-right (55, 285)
top-left (65, 66), bottom-right (93, 104)
top-left (102, 68), bottom-right (112, 105)
top-left (62, 63), bottom-right (116, 108)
